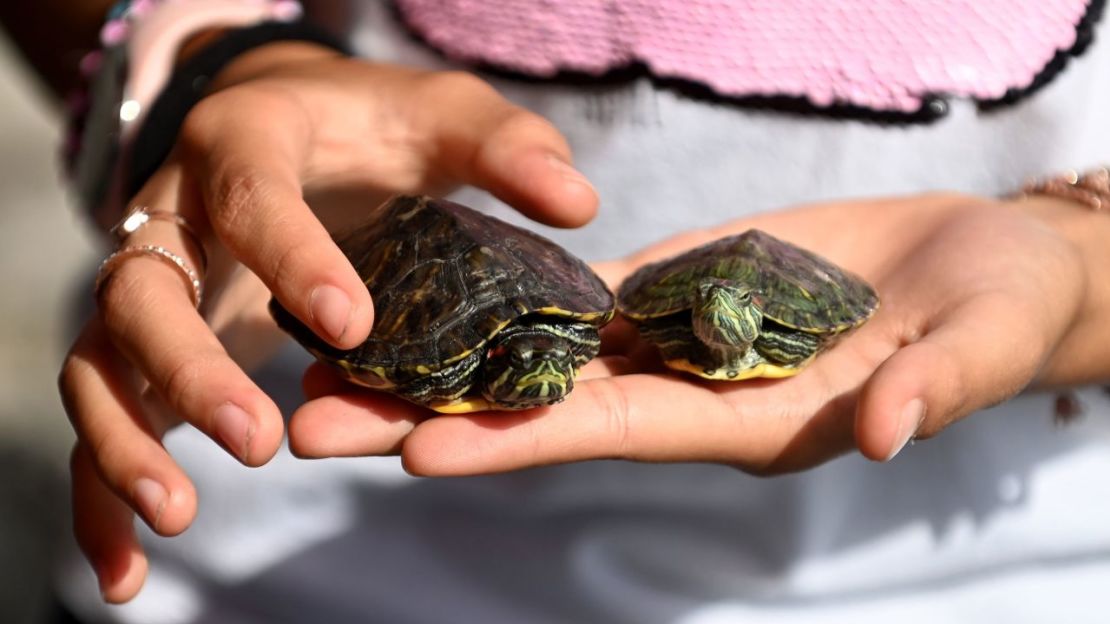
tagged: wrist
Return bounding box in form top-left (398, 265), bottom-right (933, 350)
top-left (1007, 194), bottom-right (1110, 387)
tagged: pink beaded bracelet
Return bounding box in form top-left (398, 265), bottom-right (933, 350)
top-left (1016, 166), bottom-right (1110, 212)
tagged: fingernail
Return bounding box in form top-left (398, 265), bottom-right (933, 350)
top-left (94, 562), bottom-right (113, 599)
top-left (132, 478), bottom-right (167, 529)
top-left (214, 402), bottom-right (254, 462)
top-left (886, 398), bottom-right (926, 461)
top-left (310, 284), bottom-right (352, 342)
top-left (545, 154), bottom-right (597, 195)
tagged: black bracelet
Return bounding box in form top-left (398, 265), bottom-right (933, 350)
top-left (126, 20), bottom-right (350, 197)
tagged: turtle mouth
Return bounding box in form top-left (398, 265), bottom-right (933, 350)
top-left (519, 373), bottom-right (569, 385)
top-left (489, 370), bottom-right (574, 409)
top-left (505, 379), bottom-right (572, 408)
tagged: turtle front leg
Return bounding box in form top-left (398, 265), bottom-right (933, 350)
top-left (394, 348), bottom-right (485, 410)
top-left (753, 326), bottom-right (821, 369)
top-left (639, 320), bottom-right (763, 380)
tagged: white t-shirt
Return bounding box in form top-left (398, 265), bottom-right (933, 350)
top-left (60, 2), bottom-right (1110, 622)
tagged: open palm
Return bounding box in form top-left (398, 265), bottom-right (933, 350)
top-left (292, 193), bottom-right (1088, 475)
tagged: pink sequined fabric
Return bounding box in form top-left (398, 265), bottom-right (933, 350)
top-left (396, 0), bottom-right (1097, 113)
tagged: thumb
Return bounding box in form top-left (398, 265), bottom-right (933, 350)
top-left (854, 298), bottom-right (1041, 461)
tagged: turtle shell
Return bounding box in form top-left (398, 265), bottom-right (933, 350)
top-left (617, 229), bottom-right (878, 333)
top-left (271, 196), bottom-right (614, 387)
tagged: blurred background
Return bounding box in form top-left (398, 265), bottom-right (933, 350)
top-left (0, 32), bottom-right (99, 623)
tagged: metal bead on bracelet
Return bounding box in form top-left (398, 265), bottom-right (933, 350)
top-left (1015, 166), bottom-right (1110, 212)
top-left (95, 206), bottom-right (207, 308)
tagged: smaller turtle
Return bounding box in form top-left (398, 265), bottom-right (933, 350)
top-left (617, 230), bottom-right (878, 380)
top-left (271, 195), bottom-right (614, 412)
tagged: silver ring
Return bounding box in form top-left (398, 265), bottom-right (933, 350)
top-left (110, 205), bottom-right (208, 272)
top-left (95, 244), bottom-right (204, 308)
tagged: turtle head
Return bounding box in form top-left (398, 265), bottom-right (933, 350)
top-left (692, 277), bottom-right (762, 350)
top-left (482, 328), bottom-right (576, 410)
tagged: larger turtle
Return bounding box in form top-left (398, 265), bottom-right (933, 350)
top-left (617, 230), bottom-right (878, 380)
top-left (271, 195), bottom-right (614, 412)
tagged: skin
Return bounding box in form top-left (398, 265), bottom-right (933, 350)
top-left (54, 42), bottom-right (598, 602)
top-left (298, 191), bottom-right (1110, 478)
top-left (9, 21), bottom-right (1105, 604)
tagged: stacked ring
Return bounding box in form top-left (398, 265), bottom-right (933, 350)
top-left (95, 244), bottom-right (204, 307)
top-left (95, 206), bottom-right (207, 308)
top-left (111, 205), bottom-right (208, 269)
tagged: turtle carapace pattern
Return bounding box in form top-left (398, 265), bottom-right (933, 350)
top-left (271, 195), bottom-right (615, 412)
top-left (617, 229), bottom-right (878, 380)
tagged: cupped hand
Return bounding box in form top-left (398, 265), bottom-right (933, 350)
top-left (58, 42), bottom-right (597, 603)
top-left (291, 192), bottom-right (1093, 477)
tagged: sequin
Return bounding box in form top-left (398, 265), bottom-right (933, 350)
top-left (396, 0), bottom-right (1099, 116)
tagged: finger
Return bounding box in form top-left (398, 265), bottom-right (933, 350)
top-left (291, 362), bottom-right (425, 458)
top-left (292, 355), bottom-right (637, 459)
top-left (418, 73), bottom-right (598, 228)
top-left (60, 319), bottom-right (197, 536)
top-left (178, 91), bottom-right (373, 349)
top-left (99, 180), bottom-right (285, 467)
top-left (289, 394), bottom-right (422, 458)
top-left (400, 374), bottom-right (771, 476)
top-left (854, 294), bottom-right (1042, 461)
top-left (70, 444), bottom-right (148, 604)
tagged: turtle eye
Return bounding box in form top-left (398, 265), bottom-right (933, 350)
top-left (736, 290), bottom-right (752, 304)
top-left (511, 348), bottom-right (531, 368)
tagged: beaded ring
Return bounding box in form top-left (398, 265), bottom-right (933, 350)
top-left (95, 244), bottom-right (204, 308)
top-left (110, 205), bottom-right (209, 272)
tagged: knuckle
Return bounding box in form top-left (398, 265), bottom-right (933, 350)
top-left (57, 355), bottom-right (86, 403)
top-left (97, 263), bottom-right (160, 335)
top-left (907, 341), bottom-right (966, 424)
top-left (208, 165), bottom-right (273, 235)
top-left (87, 425), bottom-right (125, 483)
top-left (935, 353), bottom-right (970, 421)
top-left (266, 236), bottom-right (305, 294)
top-left (157, 350), bottom-right (215, 416)
top-left (588, 379), bottom-right (634, 457)
top-left (496, 107), bottom-right (559, 138)
top-left (58, 356), bottom-right (95, 426)
top-left (484, 108), bottom-right (564, 157)
top-left (178, 94), bottom-right (230, 156)
top-left (468, 108), bottom-right (565, 177)
top-left (424, 70), bottom-right (497, 101)
top-left (179, 89), bottom-right (284, 153)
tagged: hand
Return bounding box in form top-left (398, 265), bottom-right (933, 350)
top-left (58, 42), bottom-right (598, 603)
top-left (291, 192), bottom-right (1106, 476)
